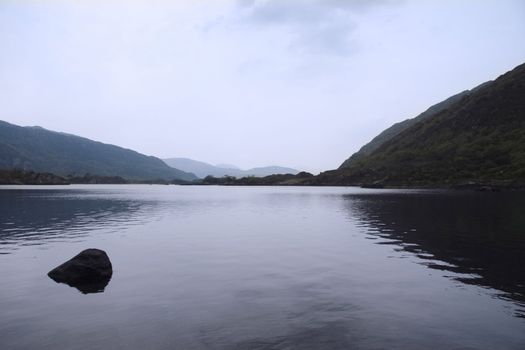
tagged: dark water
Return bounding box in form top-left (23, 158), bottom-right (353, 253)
top-left (1, 185), bottom-right (525, 349)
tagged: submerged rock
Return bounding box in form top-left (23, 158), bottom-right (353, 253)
top-left (47, 249), bottom-right (113, 294)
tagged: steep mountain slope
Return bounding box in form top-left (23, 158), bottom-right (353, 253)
top-left (325, 62), bottom-right (525, 187)
top-left (0, 121), bottom-right (197, 181)
top-left (163, 157), bottom-right (299, 178)
top-left (340, 82), bottom-right (491, 168)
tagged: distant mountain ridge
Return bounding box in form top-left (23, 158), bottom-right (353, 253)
top-left (163, 157), bottom-right (300, 178)
top-left (318, 62), bottom-right (525, 187)
top-left (0, 121), bottom-right (197, 181)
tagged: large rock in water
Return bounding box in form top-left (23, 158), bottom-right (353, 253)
top-left (47, 249), bottom-right (113, 294)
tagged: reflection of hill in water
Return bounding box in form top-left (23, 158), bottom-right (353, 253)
top-left (344, 191), bottom-right (525, 312)
top-left (0, 189), bottom-right (156, 253)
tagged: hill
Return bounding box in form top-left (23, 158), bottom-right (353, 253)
top-left (322, 62), bottom-right (525, 187)
top-left (340, 82), bottom-right (492, 168)
top-left (163, 157), bottom-right (300, 178)
top-left (0, 121), bottom-right (197, 182)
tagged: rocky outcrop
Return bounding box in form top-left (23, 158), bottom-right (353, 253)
top-left (48, 249), bottom-right (113, 294)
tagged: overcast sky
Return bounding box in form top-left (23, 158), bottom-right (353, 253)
top-left (1, 0), bottom-right (524, 173)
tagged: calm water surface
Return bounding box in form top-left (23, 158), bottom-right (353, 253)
top-left (1, 185), bottom-right (525, 349)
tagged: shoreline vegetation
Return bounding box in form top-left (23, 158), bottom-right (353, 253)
top-left (0, 169), bottom-right (189, 186)
top-left (1, 169), bottom-right (523, 191)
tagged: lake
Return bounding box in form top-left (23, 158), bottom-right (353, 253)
top-left (1, 185), bottom-right (525, 349)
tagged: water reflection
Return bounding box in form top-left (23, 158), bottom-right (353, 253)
top-left (344, 191), bottom-right (525, 316)
top-left (0, 189), bottom-right (154, 253)
top-left (1, 186), bottom-right (525, 349)
top-left (48, 272), bottom-right (112, 294)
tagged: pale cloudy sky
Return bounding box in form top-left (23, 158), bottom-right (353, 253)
top-left (1, 0), bottom-right (524, 173)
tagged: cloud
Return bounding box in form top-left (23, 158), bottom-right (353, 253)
top-left (236, 0), bottom-right (393, 23)
top-left (234, 0), bottom-right (396, 55)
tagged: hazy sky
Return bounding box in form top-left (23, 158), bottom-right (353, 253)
top-left (1, 0), bottom-right (524, 173)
